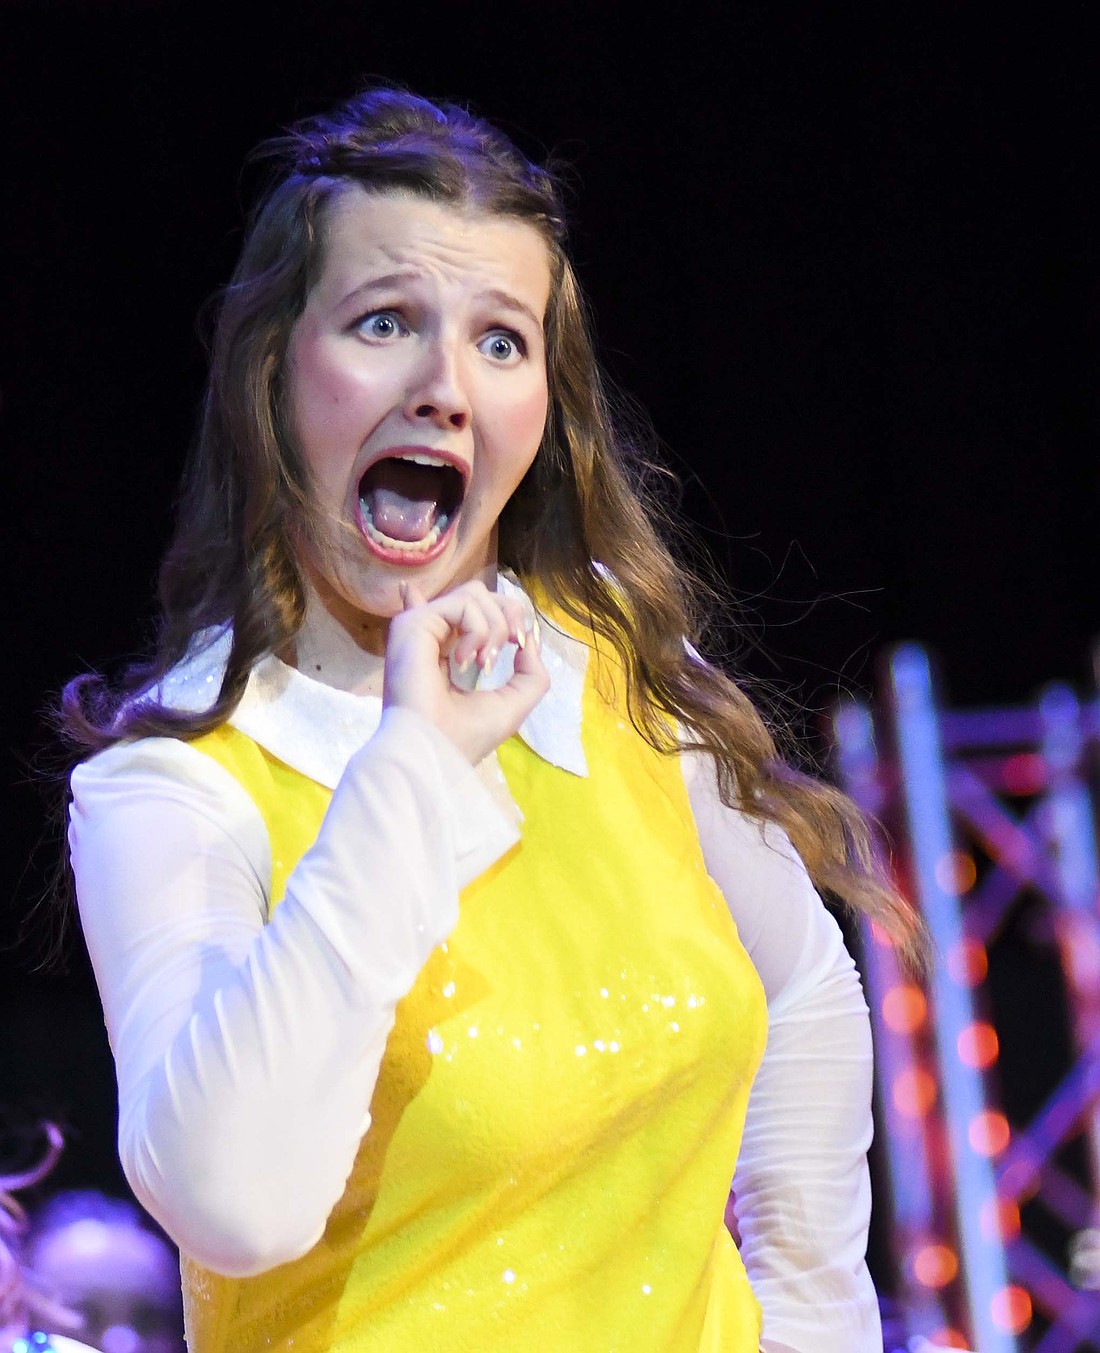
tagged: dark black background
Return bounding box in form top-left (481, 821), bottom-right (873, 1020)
top-left (1, 0), bottom-right (1096, 1296)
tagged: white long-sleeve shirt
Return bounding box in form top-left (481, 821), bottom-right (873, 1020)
top-left (68, 587), bottom-right (881, 1353)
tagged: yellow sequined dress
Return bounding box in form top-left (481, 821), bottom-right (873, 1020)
top-left (170, 635), bottom-right (768, 1352)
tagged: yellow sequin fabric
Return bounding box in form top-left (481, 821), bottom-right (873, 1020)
top-left (182, 626), bottom-right (767, 1351)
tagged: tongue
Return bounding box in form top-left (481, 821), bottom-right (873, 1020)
top-left (361, 461), bottom-right (445, 542)
top-left (367, 486), bottom-right (438, 542)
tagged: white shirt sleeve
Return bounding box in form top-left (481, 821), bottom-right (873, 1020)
top-left (682, 751), bottom-right (882, 1353)
top-left (68, 706), bottom-right (520, 1278)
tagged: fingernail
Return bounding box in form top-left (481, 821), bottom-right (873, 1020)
top-left (532, 618), bottom-right (542, 645)
top-left (456, 653), bottom-right (472, 673)
top-left (481, 648), bottom-right (498, 674)
top-left (515, 629), bottom-right (527, 650)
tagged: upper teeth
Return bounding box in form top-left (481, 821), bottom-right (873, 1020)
top-left (397, 453), bottom-right (448, 467)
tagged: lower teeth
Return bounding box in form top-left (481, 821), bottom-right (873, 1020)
top-left (360, 503), bottom-right (450, 552)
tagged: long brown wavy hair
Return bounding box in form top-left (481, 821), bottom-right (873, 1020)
top-left (59, 86), bottom-right (923, 963)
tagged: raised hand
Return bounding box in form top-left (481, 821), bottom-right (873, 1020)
top-left (381, 579), bottom-right (549, 765)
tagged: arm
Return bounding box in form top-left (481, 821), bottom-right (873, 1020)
top-left (70, 706), bottom-right (519, 1278)
top-left (683, 753), bottom-right (881, 1353)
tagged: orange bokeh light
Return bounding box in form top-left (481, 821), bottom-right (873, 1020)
top-left (935, 849), bottom-right (978, 894)
top-left (969, 1110), bottom-right (1011, 1157)
top-left (893, 1067), bottom-right (938, 1117)
top-left (980, 1196), bottom-right (1021, 1242)
top-left (957, 1021), bottom-right (999, 1068)
top-left (991, 1284), bottom-right (1032, 1334)
top-left (947, 937), bottom-right (988, 987)
top-left (882, 984), bottom-right (928, 1035)
top-left (930, 1328), bottom-right (970, 1349)
top-left (913, 1243), bottom-right (958, 1289)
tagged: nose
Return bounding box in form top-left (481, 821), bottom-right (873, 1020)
top-left (404, 340), bottom-right (471, 432)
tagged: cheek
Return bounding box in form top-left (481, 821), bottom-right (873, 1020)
top-left (289, 349), bottom-right (356, 440)
top-left (493, 381), bottom-right (550, 482)
top-left (287, 344), bottom-right (388, 489)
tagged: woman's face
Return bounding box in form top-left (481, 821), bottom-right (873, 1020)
top-left (284, 188), bottom-right (552, 646)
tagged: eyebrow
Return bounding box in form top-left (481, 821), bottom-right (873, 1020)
top-left (337, 274), bottom-right (545, 329)
top-left (482, 287), bottom-right (544, 329)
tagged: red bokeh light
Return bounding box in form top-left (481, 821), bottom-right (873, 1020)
top-left (1003, 752), bottom-right (1046, 795)
top-left (991, 1285), bottom-right (1032, 1334)
top-left (935, 849), bottom-right (977, 894)
top-left (947, 938), bottom-right (988, 987)
top-left (883, 984), bottom-right (928, 1035)
top-left (969, 1110), bottom-right (1010, 1157)
top-left (930, 1327), bottom-right (970, 1349)
top-left (893, 1067), bottom-right (938, 1117)
top-left (913, 1243), bottom-right (958, 1288)
top-left (957, 1021), bottom-right (999, 1068)
top-left (980, 1196), bottom-right (1021, 1241)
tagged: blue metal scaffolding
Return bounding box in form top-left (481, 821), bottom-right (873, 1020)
top-left (831, 645), bottom-right (1100, 1351)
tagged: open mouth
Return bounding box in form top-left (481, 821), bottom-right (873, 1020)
top-left (356, 452), bottom-right (466, 559)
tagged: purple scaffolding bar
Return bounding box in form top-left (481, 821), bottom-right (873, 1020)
top-left (888, 644), bottom-right (1019, 1352)
top-left (1041, 686), bottom-right (1100, 1199)
top-left (833, 698), bottom-right (954, 1343)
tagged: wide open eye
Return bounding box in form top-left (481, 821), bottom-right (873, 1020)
top-left (478, 331), bottom-right (525, 364)
top-left (357, 310), bottom-right (406, 340)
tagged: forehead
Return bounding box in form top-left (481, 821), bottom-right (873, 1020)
top-left (312, 187), bottom-right (553, 313)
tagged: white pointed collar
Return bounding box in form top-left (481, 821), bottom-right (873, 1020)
top-left (153, 574), bottom-right (589, 791)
